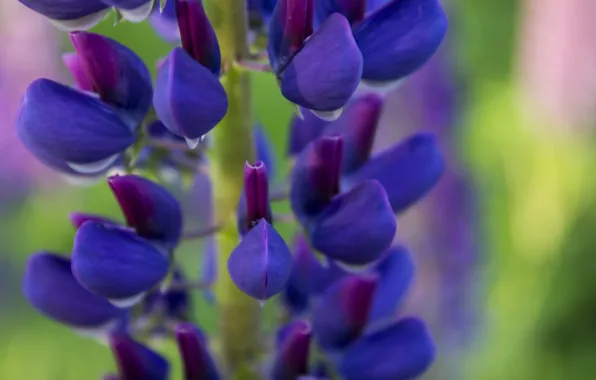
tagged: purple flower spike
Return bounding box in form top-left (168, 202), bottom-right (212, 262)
top-left (62, 53), bottom-right (93, 92)
top-left (154, 47), bottom-right (228, 144)
top-left (101, 0), bottom-right (155, 22)
top-left (279, 13), bottom-right (363, 113)
top-left (315, 0), bottom-right (366, 25)
top-left (150, 0), bottom-right (180, 43)
top-left (309, 180), bottom-right (396, 267)
top-left (312, 274), bottom-right (378, 352)
top-left (271, 320), bottom-right (312, 380)
top-left (368, 246), bottom-right (414, 326)
top-left (72, 222), bottom-right (170, 307)
top-left (18, 0), bottom-right (110, 31)
top-left (228, 219), bottom-right (293, 300)
top-left (350, 132), bottom-right (445, 213)
top-left (175, 0), bottom-right (221, 75)
top-left (23, 252), bottom-right (124, 329)
top-left (17, 79), bottom-right (134, 174)
top-left (69, 212), bottom-right (118, 229)
top-left (353, 0), bottom-right (448, 82)
top-left (69, 31), bottom-right (153, 126)
top-left (268, 0), bottom-right (314, 73)
top-left (338, 317), bottom-right (435, 380)
top-left (108, 174), bottom-right (183, 250)
top-left (110, 334), bottom-right (170, 380)
top-left (287, 111), bottom-right (329, 157)
top-left (175, 323), bottom-right (221, 380)
top-left (290, 135), bottom-right (343, 225)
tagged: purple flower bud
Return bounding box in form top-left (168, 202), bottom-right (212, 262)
top-left (315, 0), bottom-right (366, 25)
top-left (175, 322), bottom-right (221, 380)
top-left (101, 1), bottom-right (155, 22)
top-left (17, 79), bottom-right (134, 174)
top-left (150, 0), bottom-right (180, 43)
top-left (268, 0), bottom-right (314, 72)
top-left (353, 0), bottom-right (448, 82)
top-left (244, 161), bottom-right (272, 230)
top-left (69, 212), bottom-right (118, 229)
top-left (287, 111), bottom-right (328, 157)
top-left (69, 31), bottom-right (153, 125)
top-left (18, 0), bottom-right (110, 31)
top-left (338, 317), bottom-right (435, 380)
top-left (175, 0), bottom-right (221, 75)
top-left (349, 132), bottom-right (445, 213)
top-left (72, 222), bottom-right (170, 307)
top-left (23, 252), bottom-right (125, 329)
top-left (108, 174), bottom-right (183, 251)
top-left (62, 53), bottom-right (94, 92)
top-left (271, 320), bottom-right (312, 380)
top-left (153, 47), bottom-right (228, 145)
top-left (110, 334), bottom-right (170, 380)
top-left (228, 219), bottom-right (293, 300)
top-left (368, 246), bottom-right (414, 326)
top-left (279, 13), bottom-right (363, 113)
top-left (312, 274), bottom-right (378, 352)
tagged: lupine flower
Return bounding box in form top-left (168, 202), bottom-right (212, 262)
top-left (268, 0), bottom-right (363, 119)
top-left (271, 319), bottom-right (312, 380)
top-left (109, 334), bottom-right (170, 380)
top-left (175, 322), bottom-right (221, 380)
top-left (228, 161), bottom-right (293, 300)
top-left (154, 0), bottom-right (227, 147)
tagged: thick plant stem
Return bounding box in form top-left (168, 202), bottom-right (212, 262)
top-left (204, 1), bottom-right (261, 378)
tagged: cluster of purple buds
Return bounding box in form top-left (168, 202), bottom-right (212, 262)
top-left (17, 0), bottom-right (448, 378)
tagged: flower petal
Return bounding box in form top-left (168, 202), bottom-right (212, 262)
top-left (108, 174), bottom-right (183, 251)
top-left (349, 132), bottom-right (444, 213)
top-left (228, 219), bottom-right (293, 300)
top-left (69, 31), bottom-right (153, 126)
top-left (72, 222), bottom-right (170, 304)
top-left (23, 252), bottom-right (124, 328)
top-left (150, 0), bottom-right (180, 43)
top-left (110, 334), bottom-right (170, 380)
top-left (271, 320), bottom-right (312, 380)
top-left (353, 0), bottom-right (448, 82)
top-left (17, 79), bottom-right (135, 168)
top-left (315, 0), bottom-right (366, 25)
top-left (287, 111), bottom-right (329, 157)
top-left (62, 53), bottom-right (94, 92)
top-left (18, 0), bottom-right (108, 25)
top-left (154, 47), bottom-right (228, 140)
top-left (103, 0), bottom-right (155, 22)
top-left (309, 180), bottom-right (396, 266)
top-left (280, 13), bottom-right (362, 112)
top-left (312, 274), bottom-right (377, 352)
top-left (338, 317), bottom-right (435, 380)
top-left (175, 322), bottom-right (221, 380)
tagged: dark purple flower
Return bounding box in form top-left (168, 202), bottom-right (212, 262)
top-left (23, 252), bottom-right (125, 329)
top-left (312, 274), bottom-right (377, 352)
top-left (338, 317), bottom-right (435, 380)
top-left (101, 0), bottom-right (155, 22)
top-left (18, 0), bottom-right (110, 31)
top-left (69, 31), bottom-right (153, 126)
top-left (175, 322), bottom-right (221, 380)
top-left (108, 174), bottom-right (183, 251)
top-left (17, 79), bottom-right (134, 175)
top-left (110, 334), bottom-right (170, 380)
top-left (72, 221), bottom-right (170, 307)
top-left (271, 319), bottom-right (312, 380)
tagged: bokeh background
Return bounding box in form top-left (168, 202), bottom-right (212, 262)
top-left (1, 0), bottom-right (596, 379)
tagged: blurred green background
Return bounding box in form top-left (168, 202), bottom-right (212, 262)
top-left (2, 0), bottom-right (596, 379)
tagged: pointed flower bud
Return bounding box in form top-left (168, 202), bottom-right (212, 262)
top-left (62, 53), bottom-right (94, 92)
top-left (175, 0), bottom-right (221, 75)
top-left (338, 318), bottom-right (435, 380)
top-left (101, 0), bottom-right (155, 22)
top-left (17, 79), bottom-right (134, 175)
top-left (228, 219), bottom-right (293, 300)
top-left (349, 132), bottom-right (445, 213)
top-left (353, 0), bottom-right (448, 83)
top-left (110, 334), bottom-right (170, 380)
top-left (72, 222), bottom-right (170, 307)
top-left (69, 31), bottom-right (153, 125)
top-left (312, 274), bottom-right (378, 352)
top-left (108, 174), bottom-right (183, 251)
top-left (23, 252), bottom-right (125, 329)
top-left (18, 0), bottom-right (110, 31)
top-left (153, 47), bottom-right (228, 145)
top-left (287, 110), bottom-right (328, 157)
top-left (315, 0), bottom-right (366, 25)
top-left (244, 161), bottom-right (272, 230)
top-left (271, 320), bottom-right (312, 380)
top-left (175, 322), bottom-right (221, 380)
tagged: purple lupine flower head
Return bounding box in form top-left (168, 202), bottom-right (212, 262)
top-left (228, 161), bottom-right (293, 301)
top-left (72, 221), bottom-right (170, 307)
top-left (271, 319), bottom-right (312, 380)
top-left (268, 0), bottom-right (363, 117)
top-left (153, 0), bottom-right (227, 147)
top-left (23, 252), bottom-right (125, 329)
top-left (175, 322), bottom-right (221, 380)
top-left (110, 334), bottom-right (170, 380)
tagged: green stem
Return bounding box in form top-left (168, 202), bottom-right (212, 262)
top-left (204, 1), bottom-right (261, 378)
